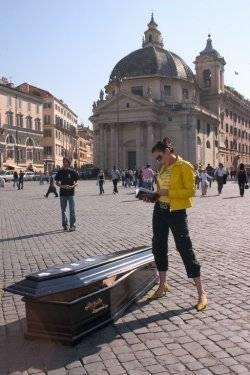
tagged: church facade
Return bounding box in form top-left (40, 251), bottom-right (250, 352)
top-left (90, 15), bottom-right (250, 170)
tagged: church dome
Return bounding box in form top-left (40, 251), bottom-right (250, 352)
top-left (110, 46), bottom-right (194, 82)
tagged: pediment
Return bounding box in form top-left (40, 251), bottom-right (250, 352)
top-left (95, 90), bottom-right (153, 113)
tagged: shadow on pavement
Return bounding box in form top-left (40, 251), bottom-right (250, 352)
top-left (120, 200), bottom-right (138, 203)
top-left (222, 196), bottom-right (241, 199)
top-left (0, 230), bottom-right (63, 243)
top-left (0, 305), bottom-right (192, 374)
top-left (199, 194), bottom-right (219, 198)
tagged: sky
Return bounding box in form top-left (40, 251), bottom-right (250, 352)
top-left (1, 0), bottom-right (250, 127)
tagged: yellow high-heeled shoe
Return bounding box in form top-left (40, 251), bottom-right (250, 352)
top-left (148, 284), bottom-right (170, 301)
top-left (195, 295), bottom-right (208, 311)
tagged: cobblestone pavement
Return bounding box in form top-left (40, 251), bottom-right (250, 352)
top-left (0, 180), bottom-right (249, 375)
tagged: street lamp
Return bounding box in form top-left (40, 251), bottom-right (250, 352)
top-left (15, 94), bottom-right (19, 166)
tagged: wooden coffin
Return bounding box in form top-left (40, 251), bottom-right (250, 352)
top-left (5, 247), bottom-right (157, 344)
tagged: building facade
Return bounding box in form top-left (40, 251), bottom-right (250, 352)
top-left (17, 83), bottom-right (78, 171)
top-left (77, 125), bottom-right (93, 167)
top-left (90, 16), bottom-right (250, 170)
top-left (0, 78), bottom-right (44, 170)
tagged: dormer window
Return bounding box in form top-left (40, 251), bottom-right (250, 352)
top-left (182, 88), bottom-right (189, 100)
top-left (164, 85), bottom-right (171, 96)
top-left (131, 86), bottom-right (143, 96)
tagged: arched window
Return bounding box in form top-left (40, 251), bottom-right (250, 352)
top-left (149, 34), bottom-right (152, 42)
top-left (26, 138), bottom-right (34, 161)
top-left (225, 139), bottom-right (228, 149)
top-left (6, 134), bottom-right (15, 144)
top-left (206, 140), bottom-right (211, 148)
top-left (197, 136), bottom-right (201, 145)
top-left (203, 69), bottom-right (212, 88)
top-left (26, 137), bottom-right (34, 147)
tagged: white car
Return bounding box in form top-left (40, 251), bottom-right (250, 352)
top-left (23, 171), bottom-right (35, 181)
top-left (0, 170), bottom-right (14, 182)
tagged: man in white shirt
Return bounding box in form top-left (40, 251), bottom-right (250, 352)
top-left (214, 163), bottom-right (227, 195)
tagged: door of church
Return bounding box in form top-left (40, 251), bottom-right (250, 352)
top-left (127, 151), bottom-right (136, 169)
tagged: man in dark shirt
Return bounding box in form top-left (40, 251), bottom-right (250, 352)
top-left (55, 157), bottom-right (79, 231)
top-left (18, 170), bottom-right (24, 190)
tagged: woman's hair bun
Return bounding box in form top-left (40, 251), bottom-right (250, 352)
top-left (152, 137), bottom-right (174, 153)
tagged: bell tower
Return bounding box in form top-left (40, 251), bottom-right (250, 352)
top-left (194, 35), bottom-right (226, 95)
top-left (142, 13), bottom-right (164, 48)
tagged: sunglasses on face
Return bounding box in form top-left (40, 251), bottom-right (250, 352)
top-left (156, 155), bottom-right (162, 162)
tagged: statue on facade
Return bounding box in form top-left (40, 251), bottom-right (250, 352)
top-left (92, 101), bottom-right (97, 112)
top-left (146, 86), bottom-right (153, 101)
top-left (99, 89), bottom-right (104, 101)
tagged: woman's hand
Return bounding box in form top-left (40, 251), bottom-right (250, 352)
top-left (142, 195), bottom-right (152, 203)
top-left (158, 189), bottom-right (168, 197)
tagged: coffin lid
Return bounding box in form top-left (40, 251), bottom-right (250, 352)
top-left (5, 247), bottom-right (154, 298)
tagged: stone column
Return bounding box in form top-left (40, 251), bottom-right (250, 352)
top-left (103, 124), bottom-right (107, 170)
top-left (99, 125), bottom-right (104, 169)
top-left (118, 125), bottom-right (123, 168)
top-left (202, 119), bottom-right (206, 166)
top-left (114, 124), bottom-right (119, 168)
top-left (136, 123), bottom-right (142, 169)
top-left (110, 124), bottom-right (115, 169)
top-left (147, 122), bottom-right (155, 165)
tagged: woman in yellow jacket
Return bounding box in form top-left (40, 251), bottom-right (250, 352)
top-left (146, 138), bottom-right (207, 311)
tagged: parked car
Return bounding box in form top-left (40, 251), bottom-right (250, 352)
top-left (79, 167), bottom-right (100, 180)
top-left (23, 171), bottom-right (36, 181)
top-left (0, 170), bottom-right (14, 182)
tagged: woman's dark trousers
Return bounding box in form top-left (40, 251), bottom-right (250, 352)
top-left (99, 181), bottom-right (104, 194)
top-left (112, 179), bottom-right (118, 193)
top-left (45, 186), bottom-right (58, 197)
top-left (238, 182), bottom-right (245, 197)
top-left (217, 176), bottom-right (224, 194)
top-left (152, 203), bottom-right (200, 278)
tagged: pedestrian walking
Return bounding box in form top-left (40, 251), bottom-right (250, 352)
top-left (143, 137), bottom-right (207, 311)
top-left (55, 157), bottom-right (79, 231)
top-left (97, 170), bottom-right (105, 195)
top-left (142, 164), bottom-right (155, 190)
top-left (214, 163), bottom-right (227, 195)
top-left (205, 163), bottom-right (214, 188)
top-left (237, 163), bottom-right (248, 197)
top-left (199, 170), bottom-right (213, 196)
top-left (44, 173), bottom-right (58, 198)
top-left (111, 166), bottom-right (120, 194)
top-left (18, 170), bottom-right (24, 190)
top-left (13, 171), bottom-right (18, 188)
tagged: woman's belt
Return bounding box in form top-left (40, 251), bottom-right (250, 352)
top-left (157, 201), bottom-right (170, 210)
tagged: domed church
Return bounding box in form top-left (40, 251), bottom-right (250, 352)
top-left (90, 15), bottom-right (250, 170)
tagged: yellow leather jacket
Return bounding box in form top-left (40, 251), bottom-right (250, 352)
top-left (162, 156), bottom-right (195, 211)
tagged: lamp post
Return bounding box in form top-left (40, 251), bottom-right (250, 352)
top-left (15, 94), bottom-right (19, 166)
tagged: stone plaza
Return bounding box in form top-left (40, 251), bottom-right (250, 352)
top-left (0, 180), bottom-right (249, 375)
